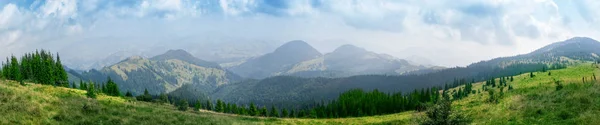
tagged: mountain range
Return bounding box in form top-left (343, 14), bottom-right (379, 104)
top-left (228, 40), bottom-right (427, 79)
top-left (69, 37), bottom-right (600, 108)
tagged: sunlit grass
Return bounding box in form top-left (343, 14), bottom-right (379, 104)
top-left (2, 63), bottom-right (600, 124)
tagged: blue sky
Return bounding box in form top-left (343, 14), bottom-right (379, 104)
top-left (1, 0), bottom-right (599, 67)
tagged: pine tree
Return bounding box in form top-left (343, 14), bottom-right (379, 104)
top-left (249, 102), bottom-right (258, 116)
top-left (105, 77), bottom-right (121, 96)
top-left (282, 108), bottom-right (289, 118)
top-left (86, 82), bottom-right (96, 98)
top-left (216, 99), bottom-right (225, 112)
top-left (125, 91), bottom-right (133, 97)
top-left (159, 93), bottom-right (169, 103)
top-left (194, 100), bottom-right (202, 111)
top-left (530, 72), bottom-right (535, 78)
top-left (178, 99), bottom-right (189, 111)
top-left (205, 100), bottom-right (213, 111)
top-left (71, 81), bottom-right (76, 88)
top-left (55, 53), bottom-right (68, 87)
top-left (270, 106), bottom-right (279, 117)
top-left (260, 106), bottom-right (268, 117)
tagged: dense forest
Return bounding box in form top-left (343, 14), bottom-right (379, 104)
top-left (1, 50), bottom-right (68, 86)
top-left (212, 62), bottom-right (566, 109)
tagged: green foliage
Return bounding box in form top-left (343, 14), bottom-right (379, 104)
top-left (125, 91), bottom-right (133, 97)
top-left (270, 106), bottom-right (280, 117)
top-left (260, 106), bottom-right (268, 117)
top-left (205, 100), bottom-right (213, 111)
top-left (216, 99), bottom-right (225, 113)
top-left (1, 50), bottom-right (69, 86)
top-left (554, 79), bottom-right (563, 91)
top-left (295, 86), bottom-right (446, 118)
top-left (194, 100), bottom-right (202, 111)
top-left (158, 93), bottom-right (169, 104)
top-left (177, 99), bottom-right (189, 111)
top-left (104, 77), bottom-right (121, 97)
top-left (422, 96), bottom-right (469, 125)
top-left (282, 108), bottom-right (289, 118)
top-left (136, 88), bottom-right (153, 102)
top-left (530, 72), bottom-right (535, 78)
top-left (249, 102), bottom-right (258, 116)
top-left (86, 82), bottom-right (96, 99)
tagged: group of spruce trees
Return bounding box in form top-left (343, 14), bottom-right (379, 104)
top-left (75, 77), bottom-right (122, 98)
top-left (0, 50), bottom-right (68, 86)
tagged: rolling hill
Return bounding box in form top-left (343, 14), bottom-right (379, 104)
top-left (78, 50), bottom-right (242, 96)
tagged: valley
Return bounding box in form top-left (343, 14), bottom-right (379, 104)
top-left (2, 61), bottom-right (599, 124)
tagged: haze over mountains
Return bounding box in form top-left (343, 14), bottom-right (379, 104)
top-left (228, 40), bottom-right (426, 79)
top-left (67, 37), bottom-right (600, 108)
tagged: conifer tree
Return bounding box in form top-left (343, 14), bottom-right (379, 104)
top-left (178, 99), bottom-right (189, 111)
top-left (282, 108), bottom-right (289, 118)
top-left (55, 53), bottom-right (68, 87)
top-left (125, 91), bottom-right (133, 97)
top-left (260, 106), bottom-right (268, 117)
top-left (87, 82), bottom-right (96, 98)
top-left (194, 100), bottom-right (202, 111)
top-left (216, 99), bottom-right (225, 112)
top-left (270, 106), bottom-right (279, 117)
top-left (163, 93), bottom-right (171, 103)
top-left (205, 100), bottom-right (213, 111)
top-left (249, 102), bottom-right (258, 116)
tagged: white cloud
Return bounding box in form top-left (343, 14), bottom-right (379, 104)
top-left (0, 0), bottom-right (599, 67)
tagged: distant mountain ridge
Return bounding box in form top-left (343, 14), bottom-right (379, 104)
top-left (285, 44), bottom-right (425, 77)
top-left (228, 41), bottom-right (428, 79)
top-left (228, 40), bottom-right (323, 79)
top-left (78, 49), bottom-right (242, 95)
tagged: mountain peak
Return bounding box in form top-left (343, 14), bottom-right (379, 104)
top-left (332, 44), bottom-right (367, 54)
top-left (273, 40), bottom-right (320, 54)
top-left (164, 49), bottom-right (193, 56)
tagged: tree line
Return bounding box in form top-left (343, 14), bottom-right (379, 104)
top-left (1, 50), bottom-right (68, 86)
top-left (75, 77), bottom-right (122, 98)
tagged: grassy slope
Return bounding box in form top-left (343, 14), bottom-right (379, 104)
top-left (453, 63), bottom-right (600, 124)
top-left (0, 80), bottom-right (415, 125)
top-left (2, 63), bottom-right (600, 125)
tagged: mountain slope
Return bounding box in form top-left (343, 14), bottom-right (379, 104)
top-left (0, 79), bottom-right (416, 124)
top-left (212, 37), bottom-right (600, 108)
top-left (79, 50), bottom-right (241, 95)
top-left (285, 44), bottom-right (425, 77)
top-left (229, 40), bottom-right (323, 79)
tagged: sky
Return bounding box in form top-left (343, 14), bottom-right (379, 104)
top-left (1, 0), bottom-right (600, 67)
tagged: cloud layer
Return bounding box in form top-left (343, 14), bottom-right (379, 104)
top-left (1, 0), bottom-right (599, 67)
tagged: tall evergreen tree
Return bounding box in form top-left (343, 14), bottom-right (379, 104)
top-left (282, 108), bottom-right (289, 118)
top-left (270, 106), bottom-right (280, 117)
top-left (249, 102), bottom-right (258, 116)
top-left (86, 82), bottom-right (96, 98)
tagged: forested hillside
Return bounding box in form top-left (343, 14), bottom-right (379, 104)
top-left (78, 50), bottom-right (242, 96)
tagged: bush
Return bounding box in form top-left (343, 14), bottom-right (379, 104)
top-left (554, 80), bottom-right (563, 91)
top-left (82, 102), bottom-right (100, 114)
top-left (178, 99), bottom-right (189, 111)
top-left (422, 97), bottom-right (470, 125)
